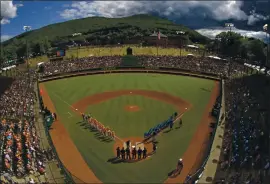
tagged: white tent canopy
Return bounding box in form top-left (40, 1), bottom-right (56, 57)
top-left (187, 54), bottom-right (194, 56)
top-left (2, 65), bottom-right (16, 71)
top-left (207, 56), bottom-right (222, 60)
top-left (37, 62), bottom-right (44, 66)
top-left (186, 45), bottom-right (199, 49)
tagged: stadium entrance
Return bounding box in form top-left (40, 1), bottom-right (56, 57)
top-left (126, 47), bottom-right (133, 55)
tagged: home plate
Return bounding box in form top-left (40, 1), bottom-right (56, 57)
top-left (130, 92), bottom-right (132, 94)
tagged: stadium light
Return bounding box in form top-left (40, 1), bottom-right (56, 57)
top-left (225, 23), bottom-right (235, 76)
top-left (176, 31), bottom-right (185, 56)
top-left (225, 23), bottom-right (234, 33)
top-left (263, 24), bottom-right (269, 71)
top-left (23, 26), bottom-right (32, 77)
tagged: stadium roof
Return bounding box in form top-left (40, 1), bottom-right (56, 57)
top-left (149, 32), bottom-right (167, 38)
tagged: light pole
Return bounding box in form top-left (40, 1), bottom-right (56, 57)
top-left (262, 24), bottom-right (270, 155)
top-left (263, 24), bottom-right (269, 71)
top-left (215, 37), bottom-right (221, 56)
top-left (225, 23), bottom-right (234, 76)
top-left (23, 26), bottom-right (31, 81)
top-left (176, 31), bottom-right (185, 56)
top-left (23, 26), bottom-right (32, 68)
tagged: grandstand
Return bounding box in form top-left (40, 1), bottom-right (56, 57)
top-left (1, 54), bottom-right (270, 183)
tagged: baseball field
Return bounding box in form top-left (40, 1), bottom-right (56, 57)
top-left (39, 73), bottom-right (219, 183)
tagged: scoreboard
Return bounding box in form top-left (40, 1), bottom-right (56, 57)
top-left (56, 50), bottom-right (66, 57)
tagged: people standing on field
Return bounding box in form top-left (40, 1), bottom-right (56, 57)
top-left (126, 147), bottom-right (131, 160)
top-left (176, 158), bottom-right (184, 174)
top-left (116, 147), bottom-right (120, 158)
top-left (53, 113), bottom-right (57, 120)
top-left (138, 147), bottom-right (142, 159)
top-left (143, 148), bottom-right (147, 159)
top-left (178, 118), bottom-right (183, 127)
top-left (121, 147), bottom-right (125, 159)
top-left (132, 147), bottom-right (137, 159)
top-left (153, 143), bottom-right (157, 153)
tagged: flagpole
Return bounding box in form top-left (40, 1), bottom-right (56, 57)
top-left (156, 34), bottom-right (158, 56)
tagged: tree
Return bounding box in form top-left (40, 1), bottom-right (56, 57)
top-left (39, 42), bottom-right (45, 54)
top-left (248, 39), bottom-right (265, 65)
top-left (44, 37), bottom-right (51, 52)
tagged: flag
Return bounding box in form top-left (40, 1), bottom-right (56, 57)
top-left (45, 114), bottom-right (54, 127)
top-left (157, 31), bottom-right (161, 40)
top-left (263, 24), bottom-right (268, 31)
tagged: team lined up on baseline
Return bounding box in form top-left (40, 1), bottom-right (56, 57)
top-left (81, 113), bottom-right (116, 140)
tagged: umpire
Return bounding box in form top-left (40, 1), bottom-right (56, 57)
top-left (143, 148), bottom-right (147, 159)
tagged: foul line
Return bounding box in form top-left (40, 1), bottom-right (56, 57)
top-left (145, 110), bottom-right (189, 141)
top-left (52, 92), bottom-right (124, 142)
top-left (52, 92), bottom-right (189, 143)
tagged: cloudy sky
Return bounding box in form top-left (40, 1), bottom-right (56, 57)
top-left (1, 1), bottom-right (269, 42)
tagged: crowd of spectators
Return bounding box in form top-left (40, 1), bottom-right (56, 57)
top-left (1, 55), bottom-right (269, 183)
top-left (40, 55), bottom-right (247, 78)
top-left (214, 75), bottom-right (270, 184)
top-left (41, 56), bottom-right (122, 77)
top-left (0, 71), bottom-right (54, 183)
top-left (40, 55), bottom-right (269, 183)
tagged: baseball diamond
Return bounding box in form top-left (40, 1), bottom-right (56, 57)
top-left (39, 73), bottom-right (220, 183)
top-left (2, 5), bottom-right (270, 184)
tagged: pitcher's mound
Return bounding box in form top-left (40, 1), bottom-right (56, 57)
top-left (125, 105), bottom-right (140, 112)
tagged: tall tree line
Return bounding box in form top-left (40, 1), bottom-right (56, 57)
top-left (206, 32), bottom-right (267, 66)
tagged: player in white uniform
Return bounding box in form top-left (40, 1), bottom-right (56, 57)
top-left (176, 158), bottom-right (183, 174)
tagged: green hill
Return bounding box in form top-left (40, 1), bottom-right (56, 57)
top-left (1, 14), bottom-right (209, 62)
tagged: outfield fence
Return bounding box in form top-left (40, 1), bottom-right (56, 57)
top-left (39, 66), bottom-right (222, 83)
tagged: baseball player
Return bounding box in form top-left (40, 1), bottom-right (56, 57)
top-left (176, 158), bottom-right (184, 174)
top-left (111, 131), bottom-right (115, 140)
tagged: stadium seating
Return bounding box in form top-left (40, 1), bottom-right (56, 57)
top-left (1, 55), bottom-right (269, 183)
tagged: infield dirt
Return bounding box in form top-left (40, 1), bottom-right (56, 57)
top-left (165, 81), bottom-right (219, 183)
top-left (39, 83), bottom-right (101, 183)
top-left (39, 81), bottom-right (219, 183)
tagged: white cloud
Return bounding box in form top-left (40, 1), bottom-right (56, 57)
top-left (1, 19), bottom-right (10, 25)
top-left (1, 35), bottom-right (13, 42)
top-left (60, 1), bottom-right (248, 21)
top-left (196, 27), bottom-right (269, 42)
top-left (247, 10), bottom-right (269, 25)
top-left (44, 6), bottom-right (52, 10)
top-left (1, 1), bottom-right (23, 24)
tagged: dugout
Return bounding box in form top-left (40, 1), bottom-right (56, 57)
top-left (126, 47), bottom-right (133, 55)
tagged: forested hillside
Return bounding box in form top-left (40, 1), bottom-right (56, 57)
top-left (0, 14), bottom-right (208, 62)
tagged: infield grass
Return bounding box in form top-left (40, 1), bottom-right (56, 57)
top-left (43, 73), bottom-right (216, 183)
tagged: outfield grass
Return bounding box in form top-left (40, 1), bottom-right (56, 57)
top-left (43, 73), bottom-right (215, 183)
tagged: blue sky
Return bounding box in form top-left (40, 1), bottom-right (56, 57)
top-left (1, 1), bottom-right (72, 39)
top-left (1, 1), bottom-right (269, 42)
